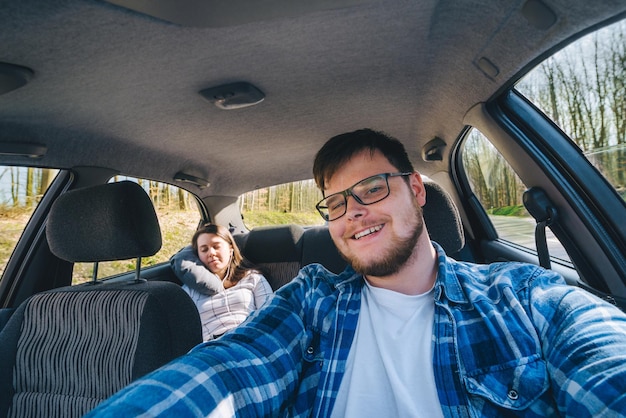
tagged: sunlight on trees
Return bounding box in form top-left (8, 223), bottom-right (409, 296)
top-left (463, 131), bottom-right (527, 211)
top-left (463, 19), bottom-right (625, 210)
top-left (516, 20), bottom-right (626, 192)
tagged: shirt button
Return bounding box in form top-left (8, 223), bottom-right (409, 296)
top-left (507, 389), bottom-right (519, 401)
top-left (306, 346), bottom-right (314, 355)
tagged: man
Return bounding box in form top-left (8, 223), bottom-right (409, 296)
top-left (88, 129), bottom-right (626, 416)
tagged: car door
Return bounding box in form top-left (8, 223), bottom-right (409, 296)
top-left (452, 18), bottom-right (626, 308)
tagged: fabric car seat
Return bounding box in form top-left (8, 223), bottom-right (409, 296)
top-left (421, 180), bottom-right (465, 255)
top-left (239, 224), bottom-right (305, 290)
top-left (301, 226), bottom-right (347, 274)
top-left (0, 181), bottom-right (202, 418)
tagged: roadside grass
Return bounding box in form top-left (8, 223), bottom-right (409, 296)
top-left (4, 204), bottom-right (532, 282)
top-left (487, 205), bottom-right (528, 217)
top-left (242, 211), bottom-right (324, 228)
top-left (72, 209), bottom-right (201, 283)
top-left (0, 209), bottom-right (31, 276)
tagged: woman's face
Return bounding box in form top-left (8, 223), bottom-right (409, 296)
top-left (196, 233), bottom-right (232, 278)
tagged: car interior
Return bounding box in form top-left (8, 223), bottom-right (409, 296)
top-left (0, 181), bottom-right (202, 417)
top-left (0, 0), bottom-right (625, 415)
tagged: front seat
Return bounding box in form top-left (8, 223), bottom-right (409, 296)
top-left (0, 181), bottom-right (202, 418)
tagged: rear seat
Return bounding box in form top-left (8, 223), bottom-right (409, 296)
top-left (233, 224), bottom-right (345, 291)
top-left (234, 181), bottom-right (465, 291)
top-left (236, 225), bottom-right (305, 291)
top-left (300, 226), bottom-right (346, 274)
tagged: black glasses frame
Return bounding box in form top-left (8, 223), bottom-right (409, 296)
top-left (315, 172), bottom-right (412, 221)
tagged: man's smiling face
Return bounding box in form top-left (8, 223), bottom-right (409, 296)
top-left (325, 149), bottom-right (426, 278)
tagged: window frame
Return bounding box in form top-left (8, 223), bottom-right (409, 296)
top-left (460, 127), bottom-right (571, 263)
top-left (453, 90), bottom-right (626, 299)
top-left (0, 168), bottom-right (73, 308)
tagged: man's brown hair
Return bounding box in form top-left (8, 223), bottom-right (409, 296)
top-left (313, 128), bottom-right (414, 194)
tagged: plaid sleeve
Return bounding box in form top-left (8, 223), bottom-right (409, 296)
top-left (252, 273), bottom-right (274, 308)
top-left (530, 273), bottom-right (626, 416)
top-left (85, 270), bottom-right (319, 417)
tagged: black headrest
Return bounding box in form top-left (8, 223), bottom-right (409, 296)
top-left (423, 181), bottom-right (464, 254)
top-left (46, 181), bottom-right (162, 262)
top-left (243, 224), bottom-right (304, 263)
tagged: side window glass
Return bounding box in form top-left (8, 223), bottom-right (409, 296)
top-left (72, 178), bottom-right (201, 284)
top-left (515, 19), bottom-right (625, 197)
top-left (462, 129), bottom-right (570, 263)
top-left (0, 166), bottom-right (59, 278)
top-left (238, 179), bottom-right (325, 229)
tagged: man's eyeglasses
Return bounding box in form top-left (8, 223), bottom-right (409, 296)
top-left (316, 172), bottom-right (413, 221)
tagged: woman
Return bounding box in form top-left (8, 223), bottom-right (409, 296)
top-left (172, 224), bottom-right (273, 341)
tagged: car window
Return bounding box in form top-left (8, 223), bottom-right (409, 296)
top-left (462, 129), bottom-right (570, 263)
top-left (239, 179), bottom-right (325, 229)
top-left (72, 177), bottom-right (201, 284)
top-left (463, 19), bottom-right (625, 264)
top-left (0, 166), bottom-right (59, 278)
top-left (515, 19), bottom-right (625, 198)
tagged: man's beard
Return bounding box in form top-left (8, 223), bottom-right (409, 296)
top-left (341, 205), bottom-right (424, 277)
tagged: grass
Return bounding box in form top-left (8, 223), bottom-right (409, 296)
top-left (72, 209), bottom-right (201, 283)
top-left (0, 208), bottom-right (33, 276)
top-left (242, 211), bottom-right (325, 228)
top-left (487, 205), bottom-right (529, 217)
top-left (0, 206), bottom-right (323, 283)
top-left (3, 203), bottom-right (534, 282)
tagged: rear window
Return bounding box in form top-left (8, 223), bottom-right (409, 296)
top-left (239, 179), bottom-right (325, 229)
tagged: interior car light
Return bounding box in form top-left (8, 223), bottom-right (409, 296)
top-left (0, 142), bottom-right (47, 158)
top-left (174, 171), bottom-right (211, 188)
top-left (199, 82), bottom-right (265, 110)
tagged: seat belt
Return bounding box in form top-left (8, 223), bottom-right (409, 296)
top-left (523, 187), bottom-right (556, 269)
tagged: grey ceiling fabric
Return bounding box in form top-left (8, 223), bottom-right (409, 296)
top-left (0, 0), bottom-right (620, 198)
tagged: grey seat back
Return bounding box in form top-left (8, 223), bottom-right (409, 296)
top-left (0, 181), bottom-right (202, 418)
top-left (239, 224), bottom-right (305, 290)
top-left (422, 181), bottom-right (465, 255)
top-left (301, 226), bottom-right (347, 274)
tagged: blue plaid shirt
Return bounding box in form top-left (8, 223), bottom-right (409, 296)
top-left (88, 243), bottom-right (626, 417)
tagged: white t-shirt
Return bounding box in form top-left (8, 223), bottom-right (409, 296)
top-left (331, 281), bottom-right (444, 418)
top-left (183, 271), bottom-right (273, 341)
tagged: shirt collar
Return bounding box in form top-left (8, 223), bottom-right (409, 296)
top-left (330, 241), bottom-right (469, 304)
top-left (432, 241), bottom-right (469, 305)
top-left (329, 265), bottom-right (362, 289)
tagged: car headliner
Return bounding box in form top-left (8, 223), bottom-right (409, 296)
top-left (0, 0), bottom-right (624, 198)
